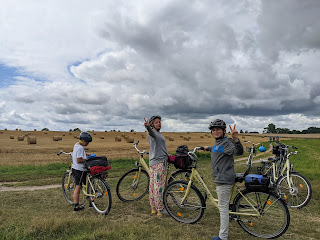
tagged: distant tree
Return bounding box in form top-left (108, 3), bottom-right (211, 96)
top-left (73, 128), bottom-right (81, 132)
top-left (240, 130), bottom-right (243, 133)
top-left (264, 123), bottom-right (276, 133)
top-left (41, 128), bottom-right (49, 131)
top-left (130, 129), bottom-right (135, 132)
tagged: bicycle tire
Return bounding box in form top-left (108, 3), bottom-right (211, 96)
top-left (169, 169), bottom-right (207, 201)
top-left (88, 176), bottom-right (112, 215)
top-left (163, 180), bottom-right (205, 224)
top-left (276, 172), bottom-right (312, 208)
top-left (116, 168), bottom-right (149, 202)
top-left (62, 171), bottom-right (76, 204)
top-left (233, 189), bottom-right (290, 239)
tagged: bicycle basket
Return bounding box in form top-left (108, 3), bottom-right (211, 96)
top-left (168, 155), bottom-right (192, 169)
top-left (245, 174), bottom-right (270, 191)
top-left (84, 156), bottom-right (109, 169)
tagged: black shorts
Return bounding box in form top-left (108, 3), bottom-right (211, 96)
top-left (72, 168), bottom-right (87, 186)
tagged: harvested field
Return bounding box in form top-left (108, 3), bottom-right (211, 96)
top-left (1, 129), bottom-right (318, 166)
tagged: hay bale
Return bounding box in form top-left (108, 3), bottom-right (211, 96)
top-left (115, 136), bottom-right (122, 142)
top-left (100, 136), bottom-right (105, 139)
top-left (125, 137), bottom-right (134, 143)
top-left (141, 134), bottom-right (146, 139)
top-left (18, 136), bottom-right (24, 141)
top-left (53, 136), bottom-right (60, 141)
top-left (169, 137), bottom-right (174, 141)
top-left (0, 131), bottom-right (3, 134)
top-left (183, 137), bottom-right (189, 141)
top-left (10, 135), bottom-right (14, 139)
top-left (200, 136), bottom-right (204, 139)
top-left (27, 136), bottom-right (37, 144)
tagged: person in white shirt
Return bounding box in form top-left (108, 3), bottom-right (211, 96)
top-left (72, 132), bottom-right (92, 212)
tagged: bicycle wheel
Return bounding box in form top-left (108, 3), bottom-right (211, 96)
top-left (62, 171), bottom-right (75, 204)
top-left (169, 169), bottom-right (207, 201)
top-left (233, 189), bottom-right (290, 239)
top-left (163, 180), bottom-right (205, 224)
top-left (88, 176), bottom-right (112, 215)
top-left (116, 168), bottom-right (149, 202)
top-left (276, 172), bottom-right (312, 208)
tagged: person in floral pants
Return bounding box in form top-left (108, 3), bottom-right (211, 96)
top-left (144, 116), bottom-right (168, 215)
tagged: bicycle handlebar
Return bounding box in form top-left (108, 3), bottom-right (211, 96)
top-left (244, 140), bottom-right (260, 146)
top-left (133, 141), bottom-right (149, 155)
top-left (57, 150), bottom-right (72, 156)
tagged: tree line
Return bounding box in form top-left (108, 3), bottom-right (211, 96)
top-left (263, 123), bottom-right (320, 134)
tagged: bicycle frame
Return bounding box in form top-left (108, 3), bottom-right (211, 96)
top-left (182, 167), bottom-right (261, 217)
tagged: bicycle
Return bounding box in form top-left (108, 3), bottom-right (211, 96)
top-left (163, 147), bottom-right (290, 239)
top-left (258, 143), bottom-right (312, 209)
top-left (116, 141), bottom-right (196, 202)
top-left (58, 150), bottom-right (112, 215)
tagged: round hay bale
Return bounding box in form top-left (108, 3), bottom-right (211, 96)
top-left (10, 135), bottom-right (14, 139)
top-left (115, 136), bottom-right (122, 142)
top-left (183, 137), bottom-right (189, 141)
top-left (63, 133), bottom-right (66, 136)
top-left (125, 137), bottom-right (134, 143)
top-left (27, 136), bottom-right (37, 144)
top-left (18, 136), bottom-right (24, 141)
top-left (141, 135), bottom-right (146, 139)
top-left (53, 136), bottom-right (60, 141)
top-left (169, 137), bottom-right (174, 141)
top-left (0, 131), bottom-right (3, 134)
top-left (100, 136), bottom-right (105, 139)
top-left (200, 136), bottom-right (204, 139)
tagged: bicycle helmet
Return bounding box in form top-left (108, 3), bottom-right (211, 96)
top-left (208, 119), bottom-right (226, 130)
top-left (79, 132), bottom-right (93, 143)
top-left (149, 115), bottom-right (161, 127)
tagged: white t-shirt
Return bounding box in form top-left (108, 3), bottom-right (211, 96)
top-left (72, 143), bottom-right (87, 171)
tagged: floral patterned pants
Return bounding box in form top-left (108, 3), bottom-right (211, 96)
top-left (149, 162), bottom-right (166, 211)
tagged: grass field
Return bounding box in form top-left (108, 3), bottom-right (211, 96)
top-left (0, 131), bottom-right (319, 239)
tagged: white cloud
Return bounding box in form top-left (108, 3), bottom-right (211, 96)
top-left (0, 0), bottom-right (320, 132)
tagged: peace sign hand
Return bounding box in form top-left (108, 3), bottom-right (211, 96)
top-left (144, 118), bottom-right (149, 127)
top-left (229, 124), bottom-right (239, 142)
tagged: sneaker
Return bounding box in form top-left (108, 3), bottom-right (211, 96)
top-left (212, 236), bottom-right (222, 240)
top-left (73, 205), bottom-right (84, 212)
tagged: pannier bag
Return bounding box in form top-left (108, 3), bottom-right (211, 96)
top-left (168, 155), bottom-right (192, 169)
top-left (176, 145), bottom-right (189, 155)
top-left (85, 156), bottom-right (109, 169)
top-left (272, 144), bottom-right (285, 157)
top-left (245, 174), bottom-right (270, 191)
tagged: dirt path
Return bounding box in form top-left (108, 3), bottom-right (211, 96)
top-left (0, 183), bottom-right (60, 192)
top-left (235, 143), bottom-right (272, 163)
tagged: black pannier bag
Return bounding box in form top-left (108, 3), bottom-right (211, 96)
top-left (272, 144), bottom-right (285, 157)
top-left (176, 145), bottom-right (189, 155)
top-left (85, 156), bottom-right (109, 169)
top-left (245, 174), bottom-right (270, 191)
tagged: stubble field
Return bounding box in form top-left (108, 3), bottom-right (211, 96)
top-left (0, 130), bottom-right (319, 240)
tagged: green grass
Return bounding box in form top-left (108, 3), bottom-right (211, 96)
top-left (0, 139), bottom-right (319, 239)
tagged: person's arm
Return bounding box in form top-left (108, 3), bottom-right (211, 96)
top-left (144, 118), bottom-right (156, 138)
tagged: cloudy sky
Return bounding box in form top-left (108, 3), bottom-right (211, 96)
top-left (0, 0), bottom-right (319, 133)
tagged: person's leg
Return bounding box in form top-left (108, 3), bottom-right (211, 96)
top-left (153, 162), bottom-right (166, 213)
top-left (149, 165), bottom-right (156, 213)
top-left (216, 184), bottom-right (232, 240)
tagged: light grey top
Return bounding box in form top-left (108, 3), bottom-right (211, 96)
top-left (145, 125), bottom-right (168, 166)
